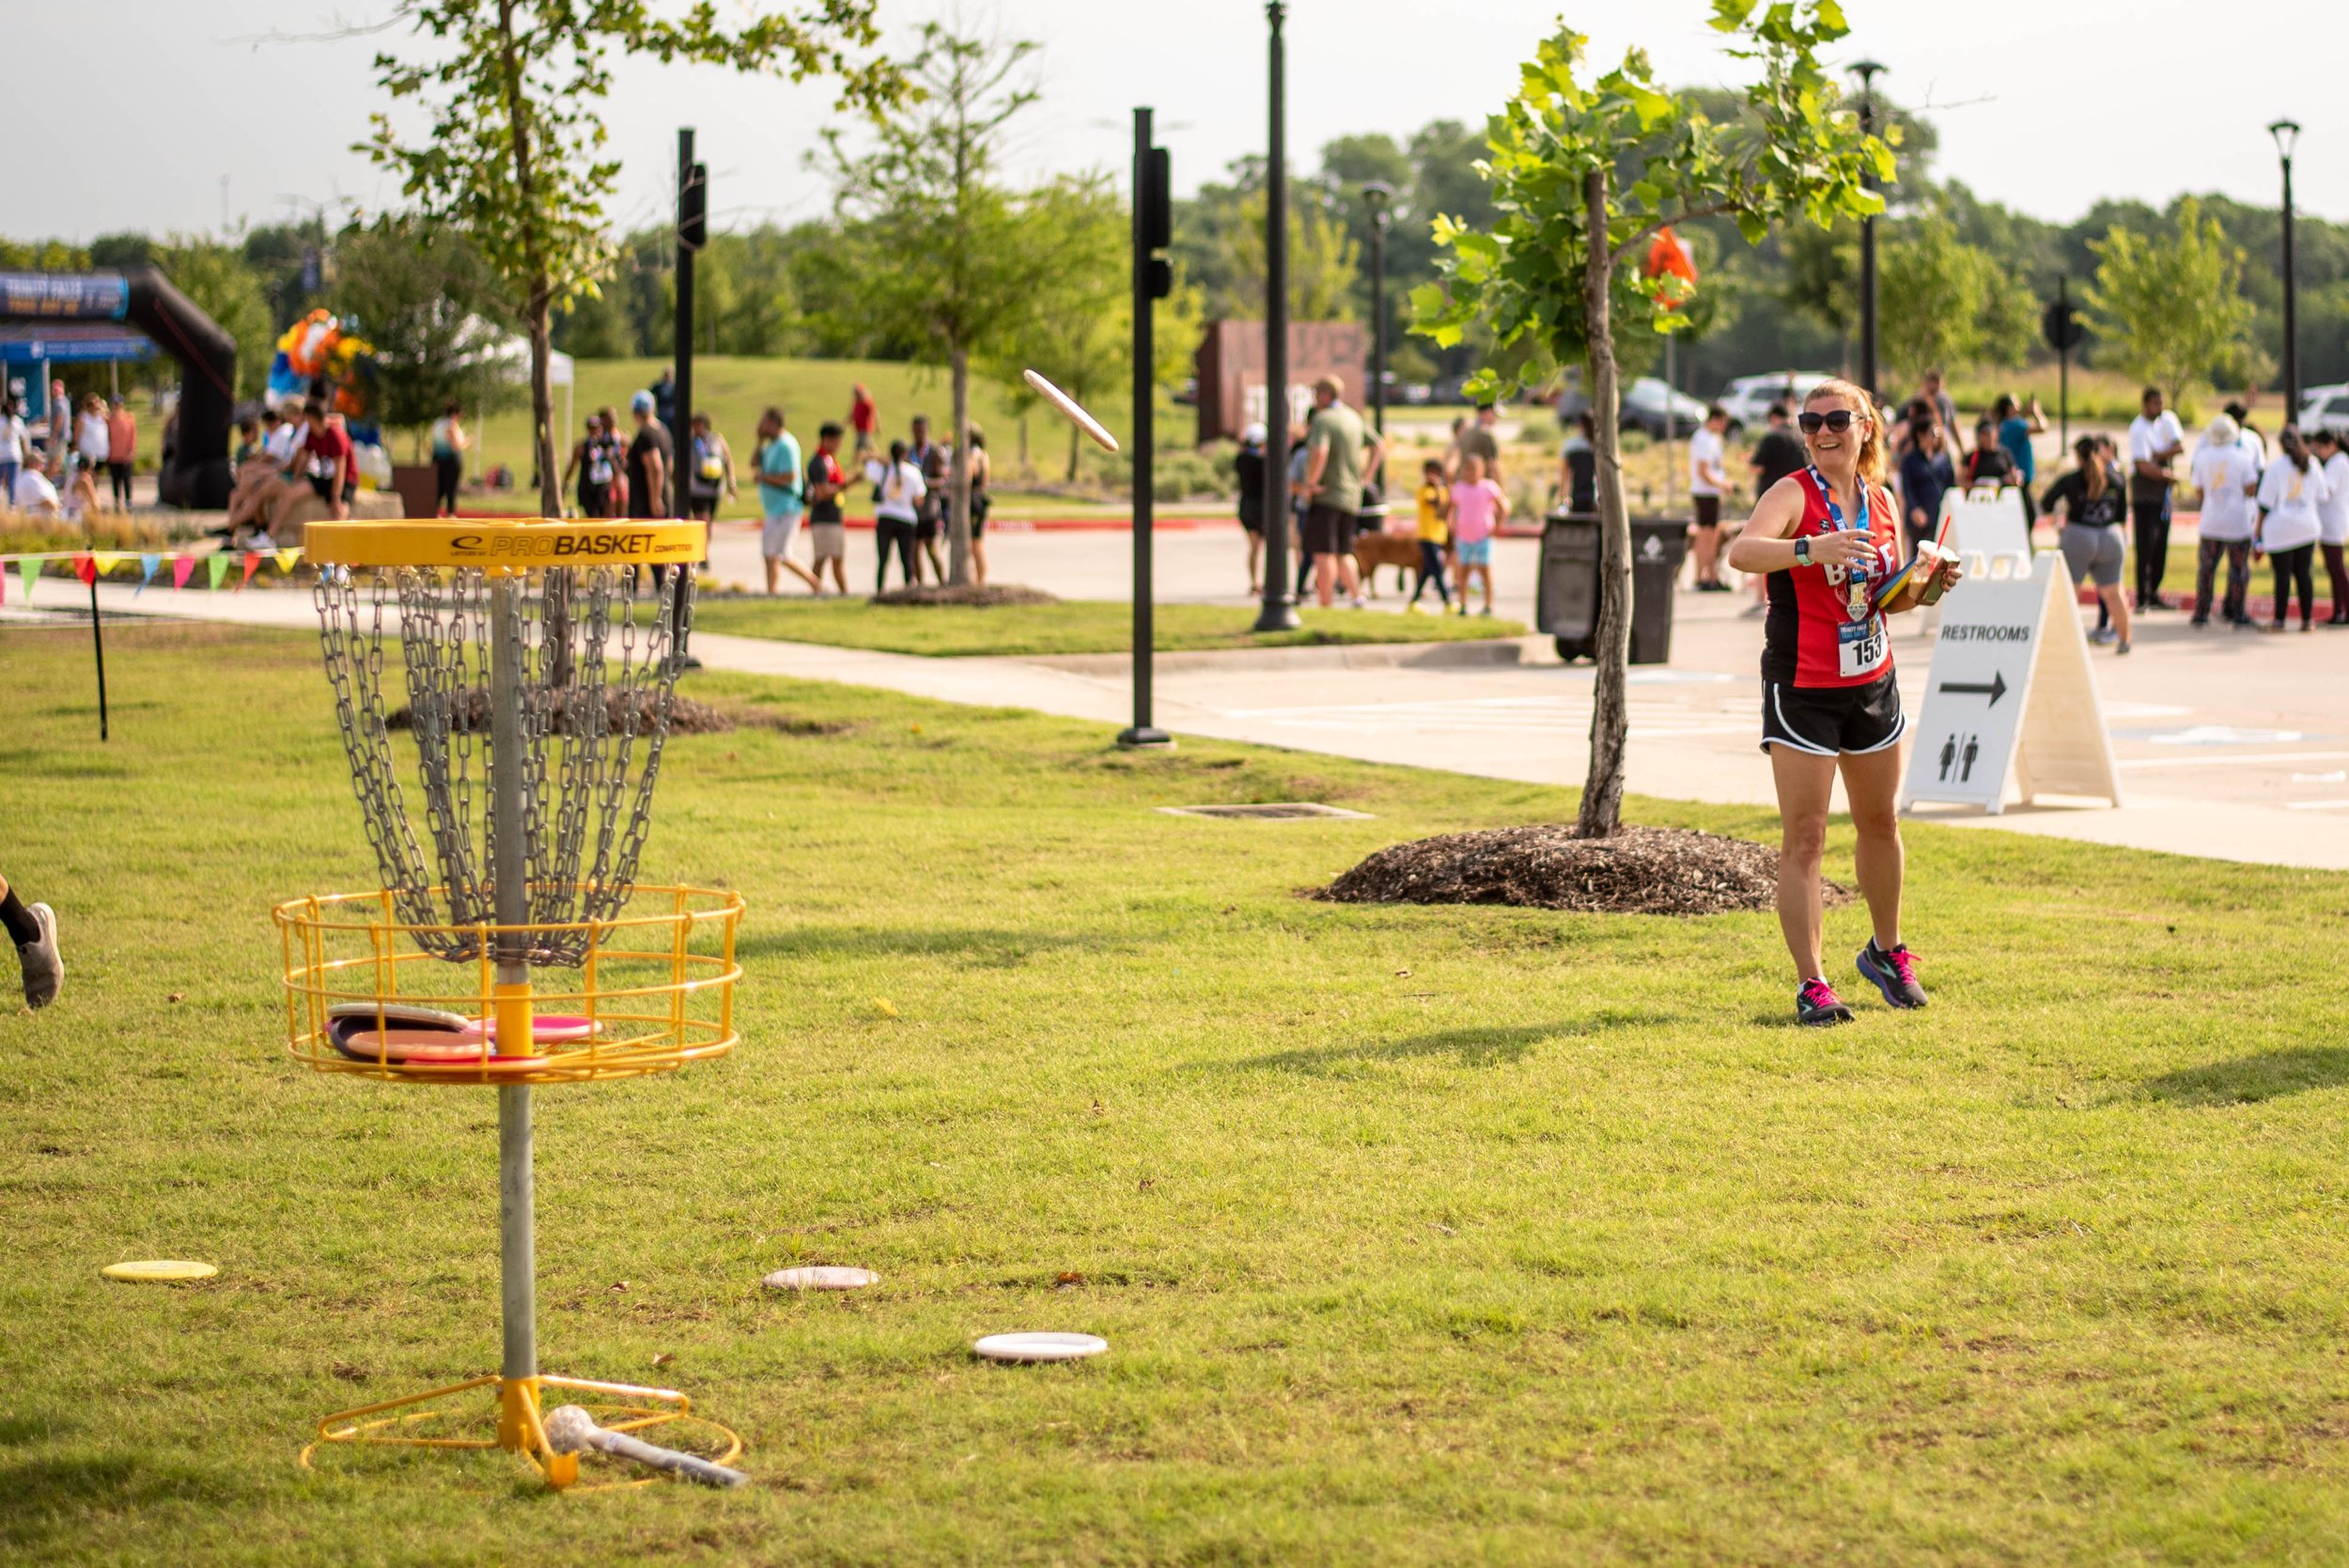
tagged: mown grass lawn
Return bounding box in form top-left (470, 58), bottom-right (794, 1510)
top-left (5, 622), bottom-right (2348, 1564)
top-left (689, 597), bottom-right (1529, 658)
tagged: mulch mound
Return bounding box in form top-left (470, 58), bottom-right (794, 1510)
top-left (385, 689), bottom-right (739, 737)
top-left (870, 582), bottom-right (1057, 608)
top-left (1315, 824), bottom-right (1850, 917)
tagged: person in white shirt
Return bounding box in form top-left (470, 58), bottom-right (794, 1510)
top-left (2126, 387), bottom-right (2186, 611)
top-left (11, 464), bottom-right (60, 516)
top-left (865, 438), bottom-right (926, 593)
top-left (1688, 404), bottom-right (1732, 590)
top-left (2310, 428), bottom-right (2349, 625)
top-left (73, 395), bottom-right (110, 510)
top-left (0, 397), bottom-right (26, 500)
top-left (2188, 414), bottom-right (2260, 627)
top-left (2255, 427), bottom-right (2332, 631)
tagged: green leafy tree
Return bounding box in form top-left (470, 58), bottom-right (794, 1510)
top-left (153, 236), bottom-right (276, 397)
top-left (1415, 3), bottom-right (1889, 837)
top-left (818, 21), bottom-right (1052, 583)
top-left (2083, 197), bottom-right (2256, 407)
top-left (1213, 192), bottom-right (1361, 321)
top-left (1877, 214), bottom-right (2029, 389)
top-left (361, 0), bottom-right (899, 517)
top-left (331, 216), bottom-right (521, 459)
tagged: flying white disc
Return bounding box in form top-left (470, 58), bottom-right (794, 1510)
top-left (763, 1265), bottom-right (877, 1291)
top-left (102, 1260), bottom-right (217, 1283)
top-left (972, 1331), bottom-right (1107, 1364)
top-left (1023, 369), bottom-right (1119, 454)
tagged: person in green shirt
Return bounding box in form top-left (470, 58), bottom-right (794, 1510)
top-left (1301, 374), bottom-right (1384, 608)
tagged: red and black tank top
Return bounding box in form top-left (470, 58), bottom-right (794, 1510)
top-left (1761, 469), bottom-right (1904, 689)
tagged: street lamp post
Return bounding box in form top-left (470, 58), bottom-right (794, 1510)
top-left (1361, 180), bottom-right (1393, 441)
top-left (1850, 60), bottom-right (1886, 406)
top-left (1254, 1), bottom-right (1299, 631)
top-left (2271, 118), bottom-right (2303, 425)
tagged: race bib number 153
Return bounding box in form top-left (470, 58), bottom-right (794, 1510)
top-left (1837, 615), bottom-right (1888, 678)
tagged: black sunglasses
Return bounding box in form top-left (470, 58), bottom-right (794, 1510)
top-left (1797, 410), bottom-right (1859, 435)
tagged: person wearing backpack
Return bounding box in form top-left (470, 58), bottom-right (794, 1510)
top-left (754, 406), bottom-right (821, 596)
top-left (684, 411), bottom-right (736, 522)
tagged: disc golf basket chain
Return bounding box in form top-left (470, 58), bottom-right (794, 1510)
top-left (274, 521), bottom-right (743, 1489)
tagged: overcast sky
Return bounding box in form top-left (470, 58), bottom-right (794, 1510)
top-left (11, 0), bottom-right (2339, 245)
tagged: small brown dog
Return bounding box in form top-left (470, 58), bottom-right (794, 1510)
top-left (1352, 529), bottom-right (1423, 598)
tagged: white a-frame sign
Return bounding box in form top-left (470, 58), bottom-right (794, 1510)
top-left (1899, 487), bottom-right (2123, 815)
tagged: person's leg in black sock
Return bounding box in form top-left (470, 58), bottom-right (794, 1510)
top-left (0, 882), bottom-right (38, 947)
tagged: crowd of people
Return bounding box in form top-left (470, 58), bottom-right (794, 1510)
top-left (0, 380), bottom-right (139, 520)
top-left (550, 374), bottom-right (993, 598)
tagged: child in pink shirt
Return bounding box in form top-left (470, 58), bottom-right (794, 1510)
top-left (1447, 453), bottom-right (1507, 615)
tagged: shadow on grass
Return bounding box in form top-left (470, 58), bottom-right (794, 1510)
top-left (736, 925), bottom-right (1145, 968)
top-left (1231, 1016), bottom-right (1660, 1077)
top-left (0, 1452), bottom-right (214, 1550)
top-left (2139, 1047), bottom-right (2349, 1107)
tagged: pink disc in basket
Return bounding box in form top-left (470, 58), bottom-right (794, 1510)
top-left (482, 1014), bottom-right (602, 1046)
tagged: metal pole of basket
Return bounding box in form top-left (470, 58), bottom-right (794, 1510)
top-left (487, 571), bottom-right (538, 1441)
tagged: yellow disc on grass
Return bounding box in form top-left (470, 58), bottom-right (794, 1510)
top-left (101, 1260), bottom-right (217, 1283)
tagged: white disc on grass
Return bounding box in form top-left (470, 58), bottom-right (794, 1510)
top-left (102, 1260), bottom-right (217, 1283)
top-left (972, 1331), bottom-right (1108, 1364)
top-left (764, 1265), bottom-right (878, 1291)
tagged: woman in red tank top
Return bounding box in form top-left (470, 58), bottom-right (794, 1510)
top-left (1725, 380), bottom-right (1963, 1027)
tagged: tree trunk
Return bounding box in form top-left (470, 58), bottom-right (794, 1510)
top-left (529, 290), bottom-right (558, 518)
top-left (1577, 166), bottom-right (1631, 840)
top-left (948, 347), bottom-right (972, 585)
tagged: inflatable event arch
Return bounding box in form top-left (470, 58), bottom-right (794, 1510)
top-left (0, 269), bottom-right (236, 507)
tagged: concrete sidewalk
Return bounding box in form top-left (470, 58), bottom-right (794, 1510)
top-left (20, 528), bottom-right (2349, 872)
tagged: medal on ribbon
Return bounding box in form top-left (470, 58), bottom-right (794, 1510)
top-left (1811, 467), bottom-right (1876, 623)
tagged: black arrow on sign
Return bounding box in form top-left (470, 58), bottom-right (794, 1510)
top-left (1939, 672), bottom-right (2008, 706)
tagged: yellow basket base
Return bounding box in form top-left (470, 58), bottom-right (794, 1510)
top-left (299, 1372), bottom-right (742, 1492)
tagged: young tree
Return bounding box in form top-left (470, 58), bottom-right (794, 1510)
top-left (361, 0), bottom-right (898, 518)
top-left (2083, 197), bottom-right (2257, 408)
top-left (819, 22), bottom-right (1046, 585)
top-left (333, 216), bottom-right (520, 459)
top-left (1877, 214), bottom-right (2027, 390)
top-left (980, 176), bottom-right (1204, 482)
top-left (1416, 3), bottom-right (1888, 838)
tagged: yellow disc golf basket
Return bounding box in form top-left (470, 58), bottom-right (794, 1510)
top-left (276, 520), bottom-right (743, 1489)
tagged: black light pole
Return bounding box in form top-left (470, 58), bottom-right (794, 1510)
top-left (2271, 118), bottom-right (2302, 425)
top-left (1362, 180), bottom-right (1393, 442)
top-left (1121, 108), bottom-right (1174, 749)
top-left (1851, 60), bottom-right (1885, 406)
top-left (1254, 0), bottom-right (1300, 632)
top-left (667, 131), bottom-right (708, 668)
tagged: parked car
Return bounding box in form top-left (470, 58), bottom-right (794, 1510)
top-left (2298, 383), bottom-right (2349, 441)
top-left (1717, 371), bottom-right (1832, 435)
top-left (1620, 377), bottom-right (1708, 439)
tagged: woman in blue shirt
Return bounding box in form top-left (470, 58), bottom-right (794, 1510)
top-left (1992, 394), bottom-right (2046, 521)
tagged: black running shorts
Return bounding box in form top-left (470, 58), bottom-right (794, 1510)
top-left (1302, 504), bottom-right (1357, 557)
top-left (1760, 670), bottom-right (1905, 756)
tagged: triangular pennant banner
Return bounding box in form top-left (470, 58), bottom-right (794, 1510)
top-left (137, 553), bottom-right (161, 597)
top-left (240, 552), bottom-right (262, 590)
top-left (207, 553), bottom-right (231, 591)
top-left (72, 553), bottom-right (97, 588)
top-left (173, 553), bottom-right (195, 590)
top-left (275, 547), bottom-right (303, 573)
top-left (92, 551), bottom-right (126, 576)
top-left (19, 557), bottom-right (39, 603)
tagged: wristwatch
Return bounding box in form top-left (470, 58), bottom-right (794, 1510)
top-left (1793, 536), bottom-right (1812, 567)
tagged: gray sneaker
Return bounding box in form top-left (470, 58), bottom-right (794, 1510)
top-left (19, 902), bottom-right (60, 1009)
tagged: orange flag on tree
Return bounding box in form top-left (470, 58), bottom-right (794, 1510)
top-left (1643, 225), bottom-right (1698, 286)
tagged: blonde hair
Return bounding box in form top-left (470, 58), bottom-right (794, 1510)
top-left (1803, 377), bottom-right (1887, 487)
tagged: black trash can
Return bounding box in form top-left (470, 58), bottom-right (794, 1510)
top-left (1536, 511), bottom-right (1690, 664)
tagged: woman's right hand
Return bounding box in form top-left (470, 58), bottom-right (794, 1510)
top-left (1806, 530), bottom-right (1879, 567)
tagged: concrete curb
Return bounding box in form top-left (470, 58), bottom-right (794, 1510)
top-left (1024, 635), bottom-right (1547, 676)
